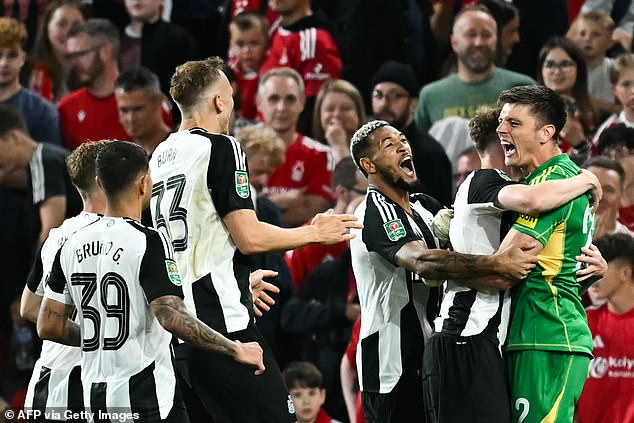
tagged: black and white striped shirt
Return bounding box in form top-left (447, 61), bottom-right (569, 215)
top-left (149, 129), bottom-right (255, 334)
top-left (45, 217), bottom-right (184, 420)
top-left (350, 188), bottom-right (442, 393)
top-left (24, 212), bottom-right (100, 420)
top-left (435, 169), bottom-right (517, 344)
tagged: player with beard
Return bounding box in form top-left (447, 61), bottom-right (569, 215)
top-left (370, 60), bottom-right (452, 206)
top-left (424, 107), bottom-right (605, 423)
top-left (414, 5), bottom-right (534, 132)
top-left (349, 120), bottom-right (538, 422)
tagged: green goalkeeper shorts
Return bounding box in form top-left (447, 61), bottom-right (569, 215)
top-left (506, 350), bottom-right (590, 423)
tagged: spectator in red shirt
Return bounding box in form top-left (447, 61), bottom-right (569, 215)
top-left (262, 0), bottom-right (342, 135)
top-left (28, 0), bottom-right (86, 103)
top-left (58, 19), bottom-right (129, 150)
top-left (577, 233), bottom-right (634, 423)
top-left (229, 12), bottom-right (270, 121)
top-left (257, 67), bottom-right (334, 227)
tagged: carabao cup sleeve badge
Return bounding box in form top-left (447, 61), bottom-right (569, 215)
top-left (384, 219), bottom-right (407, 241)
top-left (235, 171), bottom-right (250, 198)
top-left (165, 260), bottom-right (182, 286)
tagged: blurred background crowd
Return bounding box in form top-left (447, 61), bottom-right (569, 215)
top-left (0, 0), bottom-right (633, 422)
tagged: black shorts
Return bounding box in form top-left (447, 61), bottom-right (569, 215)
top-left (361, 367), bottom-right (427, 423)
top-left (422, 332), bottom-right (511, 423)
top-left (175, 323), bottom-right (295, 423)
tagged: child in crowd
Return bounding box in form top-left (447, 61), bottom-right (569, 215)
top-left (228, 11), bottom-right (269, 120)
top-left (283, 361), bottom-right (341, 423)
top-left (593, 53), bottom-right (634, 145)
top-left (568, 10), bottom-right (619, 115)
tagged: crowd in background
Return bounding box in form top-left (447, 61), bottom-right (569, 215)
top-left (0, 0), bottom-right (633, 422)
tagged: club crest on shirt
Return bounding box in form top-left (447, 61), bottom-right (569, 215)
top-left (384, 219), bottom-right (407, 241)
top-left (235, 171), bottom-right (250, 198)
top-left (165, 260), bottom-right (182, 286)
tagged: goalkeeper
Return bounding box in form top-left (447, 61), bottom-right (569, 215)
top-left (423, 106), bottom-right (604, 423)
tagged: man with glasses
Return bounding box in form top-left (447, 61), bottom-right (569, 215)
top-left (414, 5), bottom-right (534, 132)
top-left (256, 67), bottom-right (335, 227)
top-left (370, 60), bottom-right (452, 206)
top-left (58, 19), bottom-right (129, 150)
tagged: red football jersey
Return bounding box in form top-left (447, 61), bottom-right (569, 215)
top-left (58, 88), bottom-right (173, 151)
top-left (229, 0), bottom-right (279, 26)
top-left (576, 304), bottom-right (634, 423)
top-left (261, 16), bottom-right (341, 97)
top-left (267, 134), bottom-right (335, 203)
top-left (230, 62), bottom-right (260, 120)
top-left (58, 88), bottom-right (130, 150)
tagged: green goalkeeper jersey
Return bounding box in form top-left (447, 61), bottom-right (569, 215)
top-left (506, 154), bottom-right (594, 357)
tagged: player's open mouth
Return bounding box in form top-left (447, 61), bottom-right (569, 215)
top-left (501, 141), bottom-right (516, 157)
top-left (400, 157), bottom-right (415, 176)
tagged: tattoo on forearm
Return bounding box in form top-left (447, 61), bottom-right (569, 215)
top-left (416, 250), bottom-right (490, 279)
top-left (151, 296), bottom-right (235, 356)
top-left (42, 305), bottom-right (64, 320)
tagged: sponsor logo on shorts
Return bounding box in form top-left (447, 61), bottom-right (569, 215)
top-left (235, 171), bottom-right (250, 198)
top-left (517, 212), bottom-right (538, 229)
top-left (165, 260), bottom-right (182, 286)
top-left (384, 219), bottom-right (406, 241)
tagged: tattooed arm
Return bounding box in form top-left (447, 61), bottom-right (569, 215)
top-left (36, 298), bottom-right (81, 347)
top-left (395, 241), bottom-right (538, 287)
top-left (150, 295), bottom-right (265, 374)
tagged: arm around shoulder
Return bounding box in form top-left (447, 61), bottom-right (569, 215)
top-left (496, 170), bottom-right (600, 215)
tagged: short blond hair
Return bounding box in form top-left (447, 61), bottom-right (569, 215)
top-left (170, 56), bottom-right (226, 112)
top-left (236, 124), bottom-right (285, 168)
top-left (0, 17), bottom-right (26, 50)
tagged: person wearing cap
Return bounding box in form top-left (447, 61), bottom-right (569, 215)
top-left (371, 60), bottom-right (453, 206)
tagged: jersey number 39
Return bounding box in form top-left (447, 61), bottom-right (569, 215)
top-left (71, 272), bottom-right (130, 352)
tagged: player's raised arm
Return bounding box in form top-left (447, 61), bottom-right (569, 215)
top-left (150, 295), bottom-right (265, 374)
top-left (223, 208), bottom-right (362, 254)
top-left (496, 169), bottom-right (601, 214)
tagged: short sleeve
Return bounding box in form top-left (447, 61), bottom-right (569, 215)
top-left (468, 169), bottom-right (518, 206)
top-left (362, 193), bottom-right (422, 265)
top-left (205, 135), bottom-right (255, 217)
top-left (139, 230), bottom-right (185, 303)
top-left (43, 248), bottom-right (72, 305)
